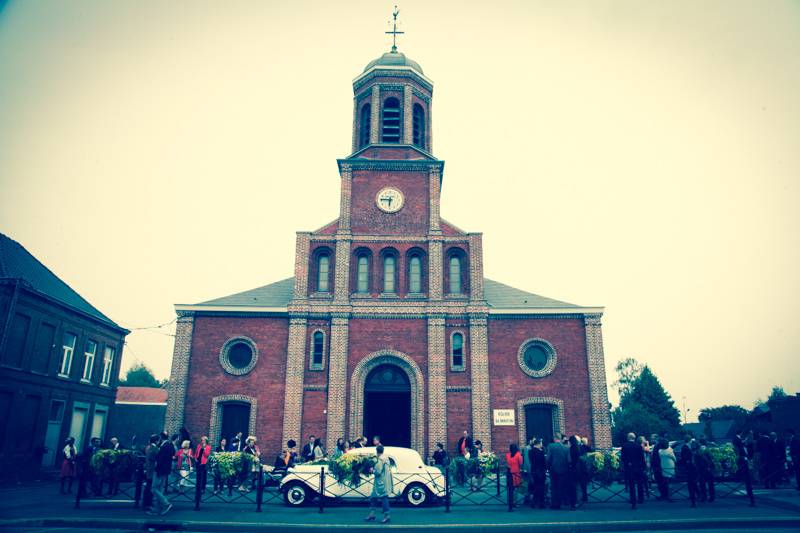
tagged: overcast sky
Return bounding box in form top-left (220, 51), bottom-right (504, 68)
top-left (1, 0), bottom-right (798, 422)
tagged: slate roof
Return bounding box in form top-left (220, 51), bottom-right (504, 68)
top-left (0, 233), bottom-right (124, 330)
top-left (193, 276), bottom-right (579, 310)
top-left (116, 386), bottom-right (168, 404)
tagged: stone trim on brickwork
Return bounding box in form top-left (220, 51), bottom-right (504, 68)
top-left (219, 336), bottom-right (259, 376)
top-left (349, 349), bottom-right (426, 455)
top-left (325, 316), bottom-right (350, 452)
top-left (293, 233), bottom-right (311, 299)
top-left (281, 317), bottom-right (308, 447)
top-left (209, 394), bottom-right (258, 446)
top-left (468, 234), bottom-right (484, 301)
top-left (428, 239), bottom-right (443, 301)
top-left (468, 314), bottom-right (491, 450)
top-left (369, 85), bottom-right (380, 144)
top-left (516, 397), bottom-right (566, 446)
top-left (427, 318), bottom-right (446, 455)
top-left (517, 338), bottom-right (557, 378)
top-left (338, 165), bottom-right (352, 232)
top-left (584, 314), bottom-right (612, 449)
top-left (165, 315), bottom-right (194, 434)
top-left (403, 85), bottom-right (413, 145)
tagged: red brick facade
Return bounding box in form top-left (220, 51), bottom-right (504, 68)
top-left (166, 50), bottom-right (612, 460)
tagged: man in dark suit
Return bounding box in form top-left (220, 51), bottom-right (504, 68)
top-left (301, 435), bottom-right (316, 462)
top-left (528, 438), bottom-right (547, 509)
top-left (546, 433), bottom-right (569, 509)
top-left (621, 432), bottom-right (646, 509)
top-left (788, 430), bottom-right (800, 491)
top-left (148, 432), bottom-right (174, 516)
top-left (229, 432), bottom-right (244, 452)
top-left (733, 430), bottom-right (755, 506)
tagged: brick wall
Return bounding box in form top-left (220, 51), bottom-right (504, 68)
top-left (183, 315), bottom-right (289, 454)
top-left (487, 317), bottom-right (591, 449)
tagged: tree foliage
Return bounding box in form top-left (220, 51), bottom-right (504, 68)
top-left (611, 359), bottom-right (681, 445)
top-left (768, 386), bottom-right (787, 402)
top-left (698, 405), bottom-right (748, 423)
top-left (612, 357), bottom-right (644, 397)
top-left (120, 362), bottom-right (164, 388)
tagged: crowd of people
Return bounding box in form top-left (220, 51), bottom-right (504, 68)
top-left (57, 425), bottom-right (800, 517)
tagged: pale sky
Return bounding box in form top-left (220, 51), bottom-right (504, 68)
top-left (1, 0), bottom-right (798, 422)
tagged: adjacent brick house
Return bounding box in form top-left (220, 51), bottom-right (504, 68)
top-left (0, 233), bottom-right (128, 478)
top-left (166, 49), bottom-right (612, 459)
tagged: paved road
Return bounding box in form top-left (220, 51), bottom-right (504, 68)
top-left (1, 480), bottom-right (798, 531)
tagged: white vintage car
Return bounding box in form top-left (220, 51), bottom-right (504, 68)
top-left (280, 446), bottom-right (445, 507)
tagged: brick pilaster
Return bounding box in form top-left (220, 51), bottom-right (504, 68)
top-left (428, 166), bottom-right (441, 232)
top-left (428, 238), bottom-right (443, 300)
top-left (333, 236), bottom-right (351, 303)
top-left (468, 233), bottom-right (484, 301)
top-left (351, 95), bottom-right (358, 153)
top-left (469, 314), bottom-right (491, 450)
top-left (339, 164), bottom-right (352, 232)
top-left (293, 233), bottom-right (311, 298)
top-left (165, 314), bottom-right (194, 434)
top-left (427, 316), bottom-right (447, 454)
top-left (584, 315), bottom-right (612, 449)
top-left (370, 85), bottom-right (380, 143)
top-left (325, 315), bottom-right (350, 451)
top-left (403, 85), bottom-right (413, 144)
top-left (281, 317), bottom-right (308, 446)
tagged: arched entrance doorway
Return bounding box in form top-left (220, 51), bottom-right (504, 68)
top-left (364, 364), bottom-right (411, 447)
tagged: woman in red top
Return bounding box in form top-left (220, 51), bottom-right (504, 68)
top-left (506, 443), bottom-right (524, 488)
top-left (194, 436), bottom-right (211, 494)
top-left (174, 440), bottom-right (195, 494)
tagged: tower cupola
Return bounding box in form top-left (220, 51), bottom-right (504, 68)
top-left (350, 9), bottom-right (433, 155)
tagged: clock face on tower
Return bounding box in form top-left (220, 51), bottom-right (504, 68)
top-left (375, 187), bottom-right (404, 213)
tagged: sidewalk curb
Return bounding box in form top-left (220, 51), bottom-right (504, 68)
top-left (2, 516), bottom-right (800, 532)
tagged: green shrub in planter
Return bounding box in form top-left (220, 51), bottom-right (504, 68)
top-left (448, 456), bottom-right (469, 486)
top-left (90, 449), bottom-right (136, 480)
top-left (580, 450), bottom-right (620, 485)
top-left (210, 452), bottom-right (253, 482)
top-left (328, 453), bottom-right (376, 487)
top-left (704, 444), bottom-right (738, 478)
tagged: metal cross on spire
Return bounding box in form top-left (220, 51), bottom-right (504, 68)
top-left (385, 6), bottom-right (404, 53)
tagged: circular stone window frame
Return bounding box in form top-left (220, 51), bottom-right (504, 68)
top-left (219, 336), bottom-right (259, 376)
top-left (517, 338), bottom-right (557, 378)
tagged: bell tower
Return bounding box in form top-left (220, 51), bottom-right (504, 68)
top-left (350, 10), bottom-right (433, 155)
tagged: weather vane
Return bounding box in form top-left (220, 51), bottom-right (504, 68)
top-left (385, 5), bottom-right (404, 53)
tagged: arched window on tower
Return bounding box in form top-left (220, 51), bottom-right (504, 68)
top-left (381, 97), bottom-right (401, 143)
top-left (357, 255), bottom-right (370, 293)
top-left (449, 256), bottom-right (462, 295)
top-left (451, 332), bottom-right (465, 370)
top-left (383, 255), bottom-right (396, 293)
top-left (359, 103), bottom-right (371, 148)
top-left (409, 256), bottom-right (422, 294)
top-left (317, 254), bottom-right (330, 293)
top-left (412, 103), bottom-right (425, 149)
top-left (310, 331), bottom-right (325, 370)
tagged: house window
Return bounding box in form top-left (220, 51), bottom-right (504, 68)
top-left (451, 332), bottom-right (465, 370)
top-left (317, 254), bottom-right (330, 293)
top-left (357, 255), bottom-right (369, 293)
top-left (409, 256), bottom-right (422, 294)
top-left (381, 97), bottom-right (401, 143)
top-left (310, 331), bottom-right (325, 370)
top-left (383, 255), bottom-right (396, 293)
top-left (517, 338), bottom-right (558, 378)
top-left (81, 340), bottom-right (97, 382)
top-left (219, 337), bottom-right (259, 376)
top-left (100, 346), bottom-right (115, 386)
top-left (359, 103), bottom-right (371, 148)
top-left (449, 256), bottom-right (462, 294)
top-left (59, 333), bottom-right (77, 377)
top-left (412, 103), bottom-right (425, 149)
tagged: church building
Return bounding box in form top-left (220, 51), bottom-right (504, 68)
top-left (165, 41), bottom-right (612, 458)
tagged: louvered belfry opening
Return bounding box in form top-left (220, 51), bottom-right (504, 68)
top-left (381, 97), bottom-right (401, 143)
top-left (359, 103), bottom-right (371, 148)
top-left (412, 103), bottom-right (425, 149)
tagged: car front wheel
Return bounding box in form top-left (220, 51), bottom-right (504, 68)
top-left (403, 483), bottom-right (429, 506)
top-left (283, 481), bottom-right (311, 506)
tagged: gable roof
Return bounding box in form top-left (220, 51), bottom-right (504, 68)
top-left (182, 276), bottom-right (595, 314)
top-left (0, 233), bottom-right (125, 330)
top-left (483, 279), bottom-right (578, 309)
top-left (116, 386), bottom-right (168, 405)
